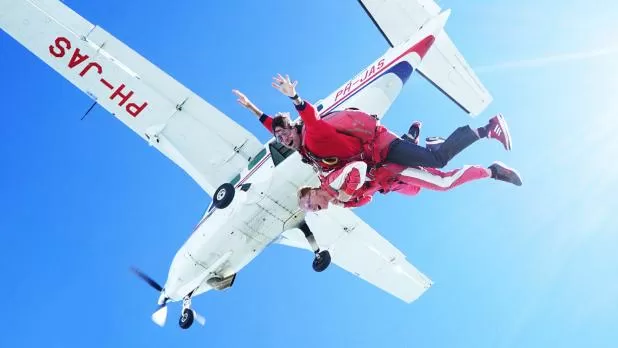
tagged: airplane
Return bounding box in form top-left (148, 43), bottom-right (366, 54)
top-left (0, 0), bottom-right (492, 329)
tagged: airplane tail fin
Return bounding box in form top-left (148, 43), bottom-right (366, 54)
top-left (413, 9), bottom-right (492, 116)
top-left (419, 9), bottom-right (451, 40)
top-left (358, 1), bottom-right (493, 116)
top-left (399, 9), bottom-right (450, 61)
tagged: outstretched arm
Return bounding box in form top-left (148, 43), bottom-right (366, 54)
top-left (342, 195), bottom-right (373, 208)
top-left (271, 74), bottom-right (319, 126)
top-left (233, 89), bottom-right (273, 133)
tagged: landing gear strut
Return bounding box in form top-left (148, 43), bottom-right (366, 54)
top-left (179, 296), bottom-right (194, 329)
top-left (299, 221), bottom-right (331, 272)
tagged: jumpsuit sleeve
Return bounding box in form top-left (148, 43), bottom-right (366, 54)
top-left (259, 113), bottom-right (274, 134)
top-left (294, 100), bottom-right (319, 126)
top-left (361, 179), bottom-right (383, 196)
top-left (344, 195), bottom-right (373, 208)
top-left (328, 162), bottom-right (368, 195)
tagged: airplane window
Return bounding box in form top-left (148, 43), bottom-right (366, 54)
top-left (269, 140), bottom-right (296, 166)
top-left (230, 173), bottom-right (241, 186)
top-left (248, 148), bottom-right (267, 170)
top-left (314, 99), bottom-right (324, 112)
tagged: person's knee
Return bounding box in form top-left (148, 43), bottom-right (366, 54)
top-left (434, 157), bottom-right (449, 168)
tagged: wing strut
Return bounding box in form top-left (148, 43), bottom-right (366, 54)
top-left (80, 101), bottom-right (98, 120)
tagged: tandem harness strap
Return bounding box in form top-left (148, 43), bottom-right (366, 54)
top-left (302, 108), bottom-right (380, 171)
top-left (302, 147), bottom-right (366, 170)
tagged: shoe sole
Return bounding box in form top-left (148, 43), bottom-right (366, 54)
top-left (495, 113), bottom-right (512, 151)
top-left (426, 136), bottom-right (445, 144)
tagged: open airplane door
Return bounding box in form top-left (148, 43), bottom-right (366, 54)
top-left (358, 0), bottom-right (493, 116)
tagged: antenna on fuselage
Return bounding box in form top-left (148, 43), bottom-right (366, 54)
top-left (80, 101), bottom-right (98, 120)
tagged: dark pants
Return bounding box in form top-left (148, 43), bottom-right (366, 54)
top-left (386, 125), bottom-right (479, 168)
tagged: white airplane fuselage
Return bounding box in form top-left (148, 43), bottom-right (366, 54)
top-left (162, 31), bottom-right (435, 303)
top-left (1, 0), bottom-right (477, 327)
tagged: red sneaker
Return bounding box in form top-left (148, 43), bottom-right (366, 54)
top-left (487, 114), bottom-right (512, 151)
top-left (405, 121), bottom-right (422, 144)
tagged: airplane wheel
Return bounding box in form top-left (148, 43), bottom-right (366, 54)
top-left (213, 183), bottom-right (235, 209)
top-left (312, 250), bottom-right (331, 272)
top-left (179, 308), bottom-right (194, 329)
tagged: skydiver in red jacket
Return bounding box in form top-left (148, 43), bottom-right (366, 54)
top-left (233, 74), bottom-right (512, 174)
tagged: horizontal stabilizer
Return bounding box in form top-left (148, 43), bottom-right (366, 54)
top-left (358, 0), bottom-right (492, 116)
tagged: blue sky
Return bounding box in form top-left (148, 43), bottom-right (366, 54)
top-left (1, 0), bottom-right (618, 347)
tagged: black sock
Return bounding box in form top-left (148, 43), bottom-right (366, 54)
top-left (477, 125), bottom-right (489, 138)
top-left (489, 165), bottom-right (497, 178)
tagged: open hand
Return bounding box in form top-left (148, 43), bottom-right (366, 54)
top-left (232, 89), bottom-right (251, 108)
top-left (271, 74), bottom-right (298, 98)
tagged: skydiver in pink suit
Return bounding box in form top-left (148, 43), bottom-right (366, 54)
top-left (297, 159), bottom-right (522, 212)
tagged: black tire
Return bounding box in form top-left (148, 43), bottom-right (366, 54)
top-left (312, 250), bottom-right (331, 272)
top-left (213, 183), bottom-right (235, 209)
top-left (179, 308), bottom-right (194, 329)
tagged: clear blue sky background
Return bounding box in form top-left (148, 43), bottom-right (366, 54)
top-left (1, 0), bottom-right (617, 347)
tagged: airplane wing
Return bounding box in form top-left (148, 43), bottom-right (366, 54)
top-left (358, 0), bottom-right (493, 116)
top-left (0, 0), bottom-right (264, 195)
top-left (279, 206), bottom-right (432, 303)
